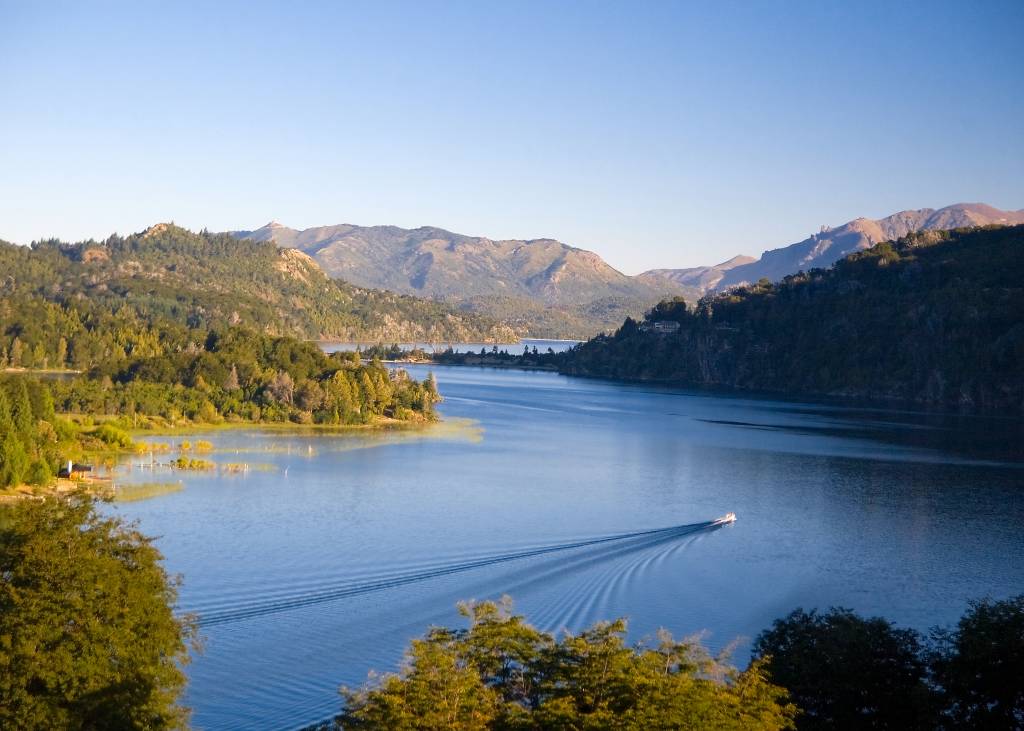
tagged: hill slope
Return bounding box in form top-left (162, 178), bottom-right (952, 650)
top-left (717, 203), bottom-right (1024, 290)
top-left (644, 203), bottom-right (1024, 295)
top-left (640, 255), bottom-right (756, 292)
top-left (232, 222), bottom-right (685, 338)
top-left (0, 224), bottom-right (516, 344)
top-left (557, 225), bottom-right (1024, 413)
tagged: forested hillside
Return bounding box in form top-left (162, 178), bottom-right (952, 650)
top-left (234, 221), bottom-right (684, 337)
top-left (0, 224), bottom-right (515, 350)
top-left (0, 224), bottom-right (452, 489)
top-left (558, 226), bottom-right (1024, 412)
top-left (644, 203), bottom-right (1024, 295)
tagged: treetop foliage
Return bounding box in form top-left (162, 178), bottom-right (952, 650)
top-left (557, 225), bottom-right (1024, 412)
top-left (336, 598), bottom-right (797, 730)
top-left (0, 495), bottom-right (193, 729)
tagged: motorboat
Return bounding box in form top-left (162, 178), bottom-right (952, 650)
top-left (715, 512), bottom-right (737, 525)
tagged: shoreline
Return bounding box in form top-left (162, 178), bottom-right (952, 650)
top-left (1, 417), bottom-right (448, 502)
top-left (124, 415), bottom-right (438, 438)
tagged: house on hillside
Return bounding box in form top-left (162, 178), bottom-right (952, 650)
top-left (640, 320), bottom-right (681, 334)
top-left (58, 460), bottom-right (93, 479)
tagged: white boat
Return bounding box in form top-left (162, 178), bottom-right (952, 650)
top-left (715, 512), bottom-right (737, 524)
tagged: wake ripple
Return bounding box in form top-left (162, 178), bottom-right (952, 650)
top-left (190, 520), bottom-right (719, 628)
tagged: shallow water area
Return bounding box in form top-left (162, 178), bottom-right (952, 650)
top-left (108, 360), bottom-right (1024, 730)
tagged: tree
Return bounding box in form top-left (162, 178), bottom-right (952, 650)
top-left (0, 387), bottom-right (30, 487)
top-left (10, 336), bottom-right (23, 368)
top-left (341, 635), bottom-right (497, 730)
top-left (224, 363), bottom-right (240, 391)
top-left (8, 378), bottom-right (36, 441)
top-left (930, 595), bottom-right (1024, 729)
top-left (27, 380), bottom-right (55, 423)
top-left (753, 607), bottom-right (937, 730)
top-left (0, 495), bottom-right (194, 729)
top-left (266, 370), bottom-right (295, 405)
top-left (337, 599), bottom-right (796, 730)
top-left (645, 296), bottom-right (689, 323)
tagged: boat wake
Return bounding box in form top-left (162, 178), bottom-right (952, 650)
top-left (190, 518), bottom-right (731, 629)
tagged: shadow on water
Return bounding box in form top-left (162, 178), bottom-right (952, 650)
top-left (697, 412), bottom-right (1024, 466)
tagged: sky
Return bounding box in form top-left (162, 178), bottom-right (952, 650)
top-left (1, 1), bottom-right (1022, 274)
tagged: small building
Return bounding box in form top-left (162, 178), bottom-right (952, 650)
top-left (651, 320), bottom-right (681, 334)
top-left (58, 460), bottom-right (93, 479)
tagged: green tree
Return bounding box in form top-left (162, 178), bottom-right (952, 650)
top-left (0, 388), bottom-right (30, 487)
top-left (342, 636), bottom-right (498, 730)
top-left (753, 607), bottom-right (937, 730)
top-left (10, 336), bottom-right (23, 368)
top-left (337, 599), bottom-right (795, 730)
top-left (929, 595), bottom-right (1024, 729)
top-left (8, 378), bottom-right (36, 441)
top-left (0, 496), bottom-right (194, 729)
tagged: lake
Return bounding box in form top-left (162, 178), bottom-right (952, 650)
top-left (109, 362), bottom-right (1024, 730)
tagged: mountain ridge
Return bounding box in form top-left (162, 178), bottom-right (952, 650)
top-left (232, 202), bottom-right (1023, 338)
top-left (0, 224), bottom-right (516, 343)
top-left (232, 222), bottom-right (687, 338)
top-left (233, 222), bottom-right (679, 303)
top-left (557, 225), bottom-right (1024, 413)
top-left (650, 203), bottom-right (1024, 292)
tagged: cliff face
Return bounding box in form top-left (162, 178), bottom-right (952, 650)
top-left (560, 226), bottom-right (1024, 413)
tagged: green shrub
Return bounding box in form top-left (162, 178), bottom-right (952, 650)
top-left (25, 460), bottom-right (52, 487)
top-left (93, 424), bottom-right (133, 449)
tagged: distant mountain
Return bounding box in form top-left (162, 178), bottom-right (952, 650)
top-left (716, 203), bottom-right (1024, 290)
top-left (231, 223), bottom-right (685, 338)
top-left (640, 255), bottom-right (756, 292)
top-left (646, 203), bottom-right (1024, 296)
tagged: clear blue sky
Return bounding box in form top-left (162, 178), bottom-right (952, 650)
top-left (1, 1), bottom-right (1021, 273)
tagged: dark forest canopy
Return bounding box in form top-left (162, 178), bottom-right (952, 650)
top-left (547, 225), bottom-right (1024, 413)
top-left (0, 223), bottom-right (515, 347)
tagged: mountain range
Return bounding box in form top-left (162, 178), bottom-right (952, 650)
top-left (232, 202), bottom-right (1023, 338)
top-left (231, 223), bottom-right (686, 337)
top-left (639, 255), bottom-right (756, 292)
top-left (645, 203), bottom-right (1024, 291)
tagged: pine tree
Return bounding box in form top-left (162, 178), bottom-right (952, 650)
top-left (224, 364), bottom-right (240, 391)
top-left (9, 337), bottom-right (23, 368)
top-left (8, 379), bottom-right (36, 440)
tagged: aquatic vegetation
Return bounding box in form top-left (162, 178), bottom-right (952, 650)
top-left (133, 440), bottom-right (171, 454)
top-left (113, 481), bottom-right (184, 503)
top-left (172, 457), bottom-right (215, 471)
top-left (220, 462), bottom-right (277, 474)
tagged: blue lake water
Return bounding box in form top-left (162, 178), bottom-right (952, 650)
top-left (109, 364), bottom-right (1024, 730)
